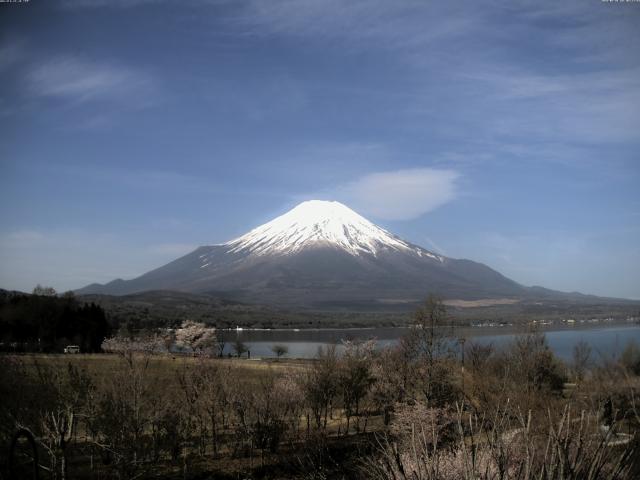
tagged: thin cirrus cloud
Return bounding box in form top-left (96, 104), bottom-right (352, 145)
top-left (237, 0), bottom-right (639, 146)
top-left (457, 66), bottom-right (640, 144)
top-left (336, 168), bottom-right (460, 221)
top-left (27, 55), bottom-right (153, 103)
top-left (59, 0), bottom-right (167, 9)
top-left (0, 43), bottom-right (23, 72)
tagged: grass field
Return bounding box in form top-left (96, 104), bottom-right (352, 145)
top-left (15, 352), bottom-right (312, 379)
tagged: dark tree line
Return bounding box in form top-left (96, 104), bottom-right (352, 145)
top-left (0, 289), bottom-right (111, 353)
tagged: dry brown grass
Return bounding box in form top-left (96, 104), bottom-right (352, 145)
top-left (444, 298), bottom-right (520, 308)
top-left (11, 352), bottom-right (313, 384)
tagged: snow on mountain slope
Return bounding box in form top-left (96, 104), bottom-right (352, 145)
top-left (76, 199), bottom-right (532, 304)
top-left (222, 200), bottom-right (443, 260)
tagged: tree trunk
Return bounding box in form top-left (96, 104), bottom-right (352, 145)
top-left (60, 452), bottom-right (67, 480)
top-left (211, 414), bottom-right (218, 455)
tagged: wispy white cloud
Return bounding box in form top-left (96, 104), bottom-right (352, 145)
top-left (60, 0), bottom-right (168, 8)
top-left (47, 163), bottom-right (211, 193)
top-left (457, 66), bottom-right (640, 143)
top-left (27, 56), bottom-right (154, 103)
top-left (0, 230), bottom-right (45, 248)
top-left (59, 0), bottom-right (236, 9)
top-left (41, 162), bottom-right (288, 200)
top-left (238, 0), bottom-right (474, 53)
top-left (0, 42), bottom-right (23, 72)
top-left (253, 142), bottom-right (391, 195)
top-left (335, 168), bottom-right (460, 221)
top-left (236, 1), bottom-right (639, 147)
top-left (205, 72), bottom-right (309, 121)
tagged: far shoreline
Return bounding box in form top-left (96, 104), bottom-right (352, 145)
top-left (222, 318), bottom-right (640, 337)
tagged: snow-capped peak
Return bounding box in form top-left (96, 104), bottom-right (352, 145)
top-left (223, 200), bottom-right (442, 260)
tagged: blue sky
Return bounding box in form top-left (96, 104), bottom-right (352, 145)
top-left (1, 0), bottom-right (639, 299)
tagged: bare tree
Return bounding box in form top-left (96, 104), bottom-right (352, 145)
top-left (232, 338), bottom-right (248, 358)
top-left (89, 350), bottom-right (156, 479)
top-left (249, 372), bottom-right (301, 461)
top-left (339, 340), bottom-right (375, 434)
top-left (370, 347), bottom-right (409, 426)
top-left (271, 344), bottom-right (289, 359)
top-left (31, 361), bottom-right (93, 480)
top-left (0, 357), bottom-right (94, 480)
top-left (511, 328), bottom-right (566, 397)
top-left (621, 340), bottom-right (640, 375)
top-left (303, 344), bottom-right (339, 430)
top-left (412, 295), bottom-right (456, 406)
top-left (466, 341), bottom-right (494, 372)
top-left (215, 329), bottom-right (227, 357)
top-left (572, 339), bottom-right (592, 381)
top-left (32, 284), bottom-right (57, 296)
top-left (364, 401), bottom-right (636, 480)
top-left (195, 360), bottom-right (234, 455)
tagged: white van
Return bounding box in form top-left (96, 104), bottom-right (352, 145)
top-left (64, 345), bottom-right (80, 354)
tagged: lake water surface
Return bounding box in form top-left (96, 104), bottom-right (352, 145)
top-left (222, 324), bottom-right (640, 361)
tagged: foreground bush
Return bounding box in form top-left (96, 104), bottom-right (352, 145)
top-left (364, 402), bottom-right (636, 480)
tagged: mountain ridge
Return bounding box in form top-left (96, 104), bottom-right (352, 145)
top-left (76, 200), bottom-right (627, 310)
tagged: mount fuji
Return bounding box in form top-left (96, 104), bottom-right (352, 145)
top-left (77, 200), bottom-right (534, 308)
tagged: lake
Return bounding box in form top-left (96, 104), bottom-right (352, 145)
top-left (221, 323), bottom-right (640, 361)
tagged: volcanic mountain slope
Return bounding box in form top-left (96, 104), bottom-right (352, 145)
top-left (77, 200), bottom-right (529, 308)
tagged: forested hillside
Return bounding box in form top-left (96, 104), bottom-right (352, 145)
top-left (0, 289), bottom-right (111, 353)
